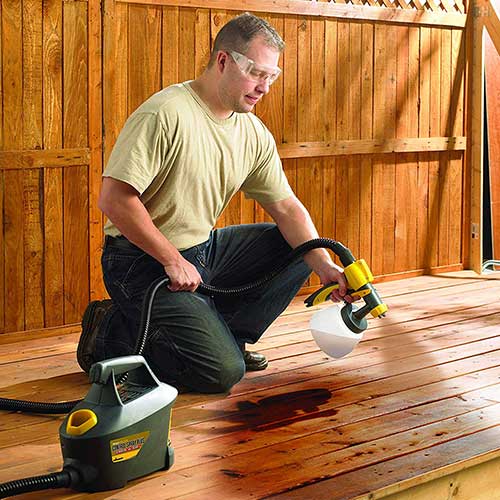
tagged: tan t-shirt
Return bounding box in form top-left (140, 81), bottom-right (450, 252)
top-left (103, 82), bottom-right (292, 250)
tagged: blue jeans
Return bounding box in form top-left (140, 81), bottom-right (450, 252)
top-left (95, 223), bottom-right (311, 393)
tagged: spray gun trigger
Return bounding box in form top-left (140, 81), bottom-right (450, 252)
top-left (350, 288), bottom-right (371, 299)
top-left (305, 283), bottom-right (371, 307)
top-left (304, 283), bottom-right (345, 307)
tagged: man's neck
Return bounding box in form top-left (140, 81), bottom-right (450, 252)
top-left (190, 75), bottom-right (232, 120)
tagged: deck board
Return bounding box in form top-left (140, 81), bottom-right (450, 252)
top-left (0, 271), bottom-right (499, 499)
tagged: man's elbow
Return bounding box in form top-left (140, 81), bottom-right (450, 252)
top-left (98, 191), bottom-right (110, 216)
top-left (98, 177), bottom-right (119, 216)
top-left (98, 186), bottom-right (119, 220)
top-left (265, 196), bottom-right (307, 223)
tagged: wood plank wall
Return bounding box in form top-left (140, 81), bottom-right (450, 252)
top-left (0, 0), bottom-right (90, 335)
top-left (0, 0), bottom-right (468, 335)
top-left (485, 8), bottom-right (500, 261)
top-left (104, 2), bottom-right (467, 291)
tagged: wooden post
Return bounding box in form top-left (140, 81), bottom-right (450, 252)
top-left (484, 0), bottom-right (500, 54)
top-left (89, 0), bottom-right (106, 300)
top-left (484, 0), bottom-right (500, 261)
top-left (468, 0), bottom-right (486, 273)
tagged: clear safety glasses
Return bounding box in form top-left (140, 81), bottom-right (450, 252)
top-left (228, 50), bottom-right (281, 85)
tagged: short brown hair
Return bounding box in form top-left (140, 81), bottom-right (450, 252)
top-left (208, 12), bottom-right (284, 67)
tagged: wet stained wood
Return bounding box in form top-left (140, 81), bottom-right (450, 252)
top-left (0, 271), bottom-right (499, 499)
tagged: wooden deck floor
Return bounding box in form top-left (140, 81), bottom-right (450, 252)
top-left (1, 271), bottom-right (500, 499)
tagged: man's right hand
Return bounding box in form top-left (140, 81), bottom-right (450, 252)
top-left (164, 258), bottom-right (202, 292)
top-left (99, 178), bottom-right (204, 292)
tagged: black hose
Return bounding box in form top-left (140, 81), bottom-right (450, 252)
top-left (0, 398), bottom-right (80, 414)
top-left (0, 237), bottom-right (351, 414)
top-left (0, 237), bottom-right (352, 496)
top-left (134, 237), bottom-right (352, 358)
top-left (0, 469), bottom-right (73, 498)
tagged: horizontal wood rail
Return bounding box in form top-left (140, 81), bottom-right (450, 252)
top-left (118, 0), bottom-right (467, 28)
top-left (277, 136), bottom-right (467, 158)
top-left (0, 149), bottom-right (90, 170)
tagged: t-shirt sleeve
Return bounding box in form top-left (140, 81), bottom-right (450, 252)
top-left (103, 112), bottom-right (169, 195)
top-left (240, 126), bottom-right (293, 204)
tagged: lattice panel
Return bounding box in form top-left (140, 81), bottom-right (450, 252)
top-left (342, 0), bottom-right (466, 13)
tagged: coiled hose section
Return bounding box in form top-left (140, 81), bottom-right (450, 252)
top-left (0, 237), bottom-right (353, 416)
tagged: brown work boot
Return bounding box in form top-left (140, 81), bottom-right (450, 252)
top-left (77, 300), bottom-right (113, 373)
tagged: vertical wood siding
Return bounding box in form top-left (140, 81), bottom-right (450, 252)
top-left (1, 0), bottom-right (89, 334)
top-left (0, 0), bottom-right (468, 334)
top-left (103, 4), bottom-right (466, 281)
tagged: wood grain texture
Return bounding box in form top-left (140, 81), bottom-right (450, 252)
top-left (0, 273), bottom-right (499, 499)
top-left (43, 0), bottom-right (65, 327)
top-left (23, 169), bottom-right (44, 330)
top-left (100, 6), bottom-right (468, 282)
top-left (0, 172), bottom-right (4, 333)
top-left (128, 3), bottom-right (162, 114)
top-left (195, 9), bottom-right (211, 79)
top-left (44, 167), bottom-right (65, 327)
top-left (120, 0), bottom-right (467, 28)
top-left (347, 21), bottom-right (362, 258)
top-left (0, 2), bottom-right (471, 340)
top-left (88, 0), bottom-right (105, 301)
top-left (0, 0), bottom-right (2, 152)
top-left (63, 0), bottom-right (89, 324)
top-left (104, 0), bottom-right (129, 165)
top-left (2, 0), bottom-right (23, 150)
top-left (23, 0), bottom-right (43, 150)
top-left (0, 149), bottom-right (89, 170)
top-left (468, 0), bottom-right (485, 273)
top-left (485, 13), bottom-right (500, 261)
top-left (2, 1), bottom-right (24, 334)
top-left (43, 0), bottom-right (63, 150)
top-left (3, 171), bottom-right (24, 332)
top-left (162, 5), bottom-right (180, 87)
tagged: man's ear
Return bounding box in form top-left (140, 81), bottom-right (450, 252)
top-left (216, 51), bottom-right (228, 73)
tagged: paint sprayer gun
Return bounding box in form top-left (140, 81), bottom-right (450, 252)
top-left (304, 245), bottom-right (388, 358)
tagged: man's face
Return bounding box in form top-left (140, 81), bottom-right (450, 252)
top-left (218, 37), bottom-right (281, 114)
